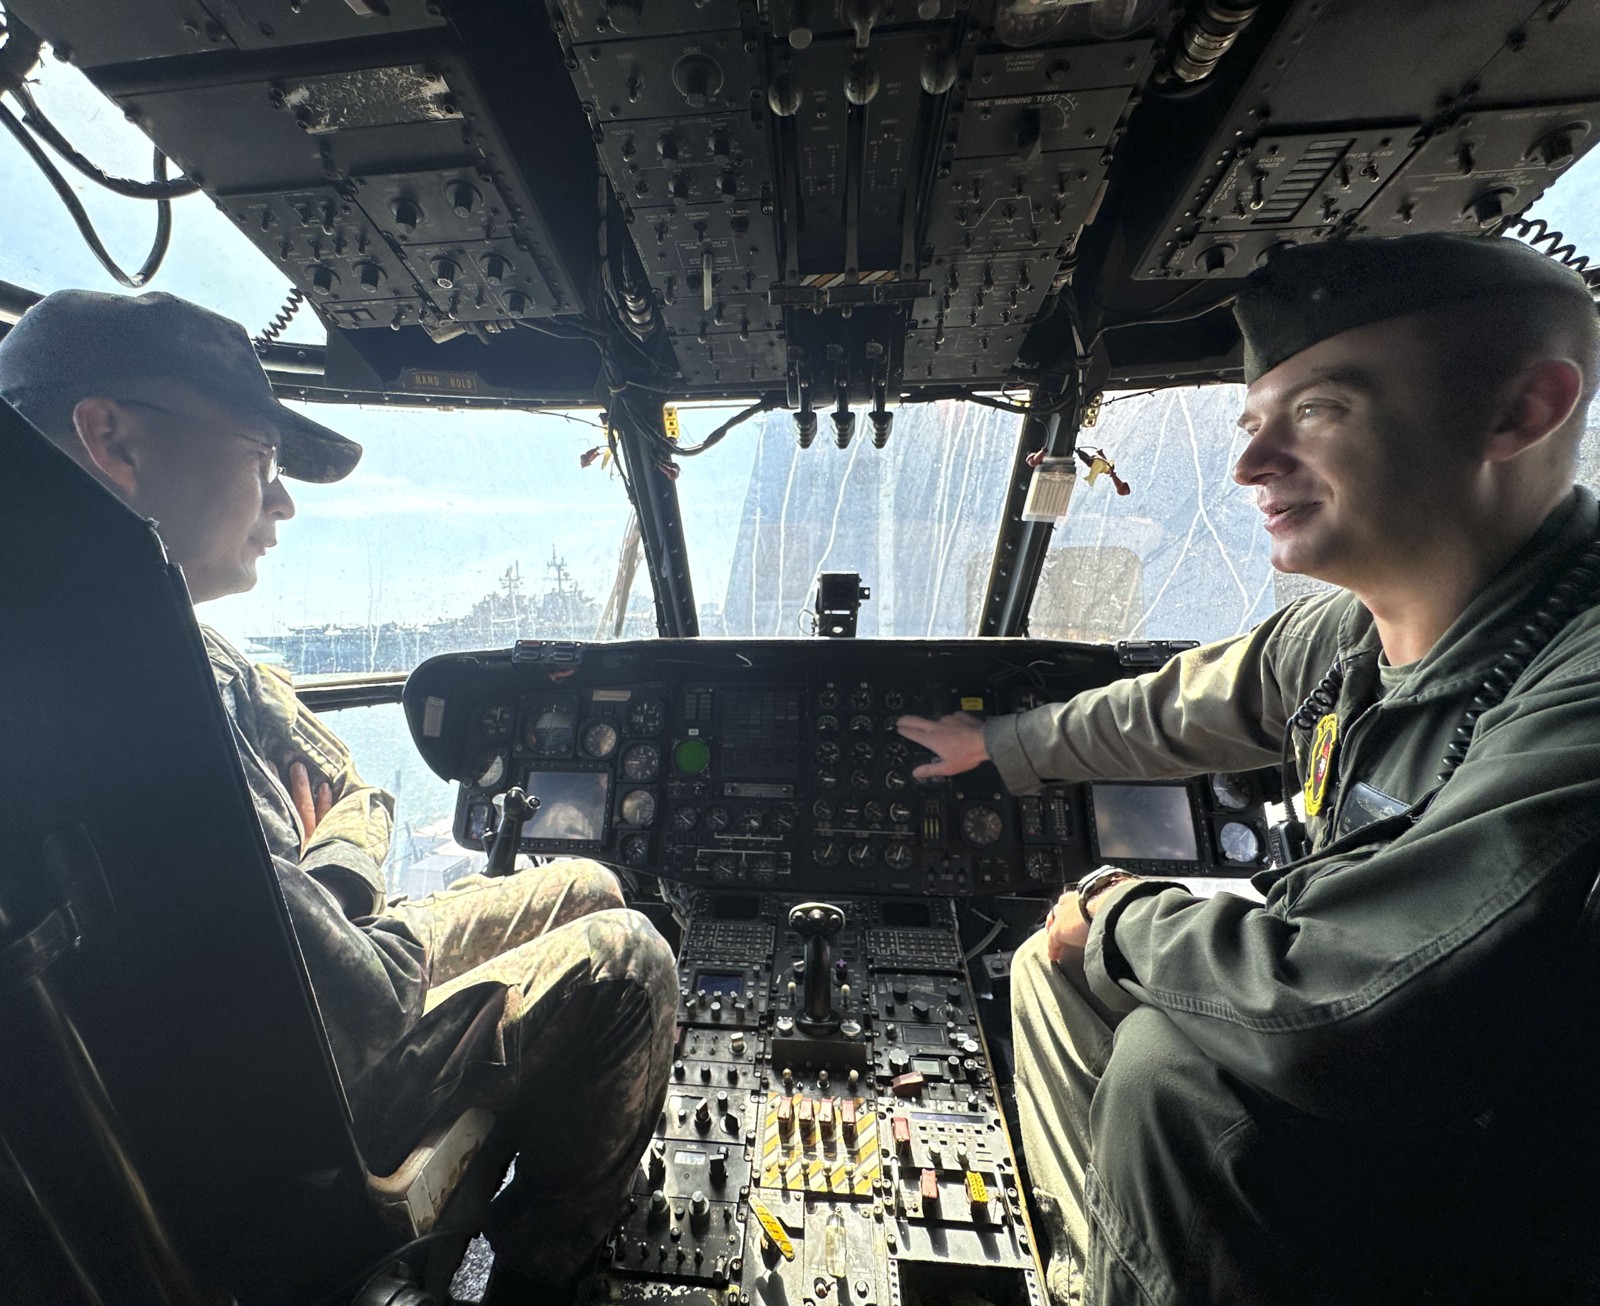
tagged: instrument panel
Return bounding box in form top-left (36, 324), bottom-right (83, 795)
top-left (405, 638), bottom-right (1275, 895)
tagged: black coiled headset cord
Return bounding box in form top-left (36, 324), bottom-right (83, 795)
top-left (1275, 529), bottom-right (1600, 862)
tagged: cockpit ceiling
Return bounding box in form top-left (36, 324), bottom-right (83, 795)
top-left (7, 0), bottom-right (1600, 409)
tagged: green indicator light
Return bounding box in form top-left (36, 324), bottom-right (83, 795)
top-left (674, 737), bottom-right (711, 775)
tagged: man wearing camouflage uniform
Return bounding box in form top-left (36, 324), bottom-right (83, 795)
top-left (901, 234), bottom-right (1600, 1303)
top-left (0, 290), bottom-right (678, 1294)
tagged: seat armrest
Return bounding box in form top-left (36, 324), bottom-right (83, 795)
top-left (367, 1108), bottom-right (497, 1237)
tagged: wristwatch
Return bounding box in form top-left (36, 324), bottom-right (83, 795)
top-left (1075, 866), bottom-right (1138, 922)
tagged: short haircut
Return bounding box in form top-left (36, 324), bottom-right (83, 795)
top-left (1410, 287), bottom-right (1600, 438)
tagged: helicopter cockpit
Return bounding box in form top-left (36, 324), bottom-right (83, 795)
top-left (2, 0), bottom-right (1599, 1302)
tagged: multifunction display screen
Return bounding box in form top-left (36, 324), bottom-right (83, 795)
top-left (523, 769), bottom-right (611, 842)
top-left (1090, 783), bottom-right (1199, 862)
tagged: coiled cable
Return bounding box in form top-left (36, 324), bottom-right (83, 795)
top-left (252, 286), bottom-right (307, 349)
top-left (1506, 216), bottom-right (1600, 296)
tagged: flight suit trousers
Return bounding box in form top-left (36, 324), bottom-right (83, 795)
top-left (384, 862), bottom-right (678, 1285)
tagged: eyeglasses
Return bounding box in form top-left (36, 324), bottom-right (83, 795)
top-left (118, 397), bottom-right (283, 484)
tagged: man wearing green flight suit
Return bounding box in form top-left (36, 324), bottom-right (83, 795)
top-left (899, 233), bottom-right (1600, 1304)
top-left (0, 290), bottom-right (678, 1296)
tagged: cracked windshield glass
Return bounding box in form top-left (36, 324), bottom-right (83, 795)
top-left (8, 53), bottom-right (1600, 897)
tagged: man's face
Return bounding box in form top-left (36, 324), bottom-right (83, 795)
top-left (112, 382), bottom-right (296, 603)
top-left (1232, 316), bottom-right (1481, 590)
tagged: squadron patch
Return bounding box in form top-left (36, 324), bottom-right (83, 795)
top-left (1304, 713), bottom-right (1339, 817)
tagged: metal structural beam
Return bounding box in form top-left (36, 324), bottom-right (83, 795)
top-left (609, 397), bottom-right (699, 637)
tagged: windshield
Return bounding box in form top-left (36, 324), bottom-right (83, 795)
top-left (675, 401), bottom-right (1019, 637)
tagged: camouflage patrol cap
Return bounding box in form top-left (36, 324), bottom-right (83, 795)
top-left (0, 289), bottom-right (361, 482)
top-left (1234, 232), bottom-right (1596, 383)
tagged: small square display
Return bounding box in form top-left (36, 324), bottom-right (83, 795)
top-left (1090, 783), bottom-right (1199, 862)
top-left (524, 770), bottom-right (610, 842)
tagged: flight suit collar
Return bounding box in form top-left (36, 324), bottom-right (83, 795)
top-left (1330, 487), bottom-right (1596, 703)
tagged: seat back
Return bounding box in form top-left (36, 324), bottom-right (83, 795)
top-left (0, 400), bottom-right (396, 1303)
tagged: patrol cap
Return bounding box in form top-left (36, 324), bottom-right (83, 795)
top-left (0, 289), bottom-right (361, 482)
top-left (1234, 232), bottom-right (1596, 384)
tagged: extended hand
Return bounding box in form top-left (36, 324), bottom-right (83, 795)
top-left (896, 712), bottom-right (990, 780)
top-left (1044, 889), bottom-right (1091, 963)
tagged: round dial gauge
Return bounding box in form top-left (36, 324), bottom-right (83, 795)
top-left (884, 840), bottom-right (914, 871)
top-left (863, 800), bottom-right (886, 825)
top-left (478, 704), bottom-right (515, 740)
top-left (850, 741), bottom-right (876, 765)
top-left (620, 788), bottom-right (657, 827)
top-left (815, 714), bottom-right (840, 735)
top-left (620, 833), bottom-right (651, 866)
top-left (815, 768), bottom-right (841, 790)
top-left (710, 855), bottom-right (737, 882)
top-left (525, 703), bottom-right (576, 755)
top-left (703, 805), bottom-right (731, 832)
top-left (883, 769), bottom-right (909, 791)
top-left (581, 721), bottom-right (619, 759)
top-left (671, 805), bottom-right (700, 831)
top-left (625, 698), bottom-right (665, 736)
top-left (960, 804), bottom-right (1004, 847)
top-left (472, 753), bottom-right (506, 789)
top-left (849, 768), bottom-right (874, 791)
top-left (814, 741), bottom-right (842, 766)
top-left (883, 689), bottom-right (906, 711)
top-left (881, 740), bottom-right (910, 767)
top-left (812, 799), bottom-right (836, 823)
top-left (813, 840), bottom-right (842, 868)
top-left (849, 687), bottom-right (874, 711)
top-left (771, 806), bottom-right (796, 834)
top-left (1211, 773), bottom-right (1252, 811)
top-left (848, 714), bottom-right (874, 734)
top-left (737, 807), bottom-right (765, 835)
top-left (621, 742), bottom-right (662, 781)
top-left (888, 801), bottom-right (913, 824)
top-left (816, 687), bottom-right (841, 711)
top-left (847, 841), bottom-right (877, 869)
top-left (1219, 820), bottom-right (1263, 864)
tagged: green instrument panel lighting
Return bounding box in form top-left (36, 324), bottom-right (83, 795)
top-left (674, 738), bottom-right (711, 775)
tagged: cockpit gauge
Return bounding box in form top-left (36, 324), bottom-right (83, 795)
top-left (1219, 821), bottom-right (1263, 864)
top-left (815, 714), bottom-right (840, 735)
top-left (960, 804), bottom-right (1004, 847)
top-left (673, 737), bottom-right (711, 775)
top-left (624, 698), bottom-right (665, 736)
top-left (581, 721), bottom-right (620, 759)
top-left (471, 753), bottom-right (507, 789)
top-left (620, 834), bottom-right (651, 866)
top-left (849, 687), bottom-right (874, 711)
top-left (621, 742), bottom-right (662, 781)
top-left (888, 800), bottom-right (913, 825)
top-left (704, 805), bottom-right (732, 833)
top-left (883, 770), bottom-right (909, 791)
top-left (863, 800), bottom-right (886, 825)
top-left (816, 687), bottom-right (841, 711)
top-left (849, 769), bottom-right (874, 791)
top-left (883, 690), bottom-right (906, 711)
top-left (812, 799), bottom-right (836, 822)
top-left (815, 768), bottom-right (840, 790)
top-left (1211, 773), bottom-right (1252, 810)
top-left (771, 806), bottom-right (795, 834)
top-left (525, 702), bottom-right (576, 756)
top-left (814, 741), bottom-right (842, 766)
top-left (881, 740), bottom-right (910, 767)
top-left (620, 789), bottom-right (658, 827)
top-left (847, 714), bottom-right (874, 734)
top-left (478, 704), bottom-right (515, 740)
top-left (736, 807), bottom-right (765, 835)
top-left (813, 840), bottom-right (842, 868)
top-left (847, 841), bottom-right (877, 869)
top-left (850, 740), bottom-right (876, 765)
top-left (883, 840), bottom-right (914, 871)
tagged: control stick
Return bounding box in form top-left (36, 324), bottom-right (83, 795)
top-left (485, 786), bottom-right (540, 877)
top-left (789, 901), bottom-right (846, 1034)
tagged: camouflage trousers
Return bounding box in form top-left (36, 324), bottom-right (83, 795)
top-left (383, 861), bottom-right (678, 1285)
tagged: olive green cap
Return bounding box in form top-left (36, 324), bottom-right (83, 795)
top-left (1234, 233), bottom-right (1595, 383)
